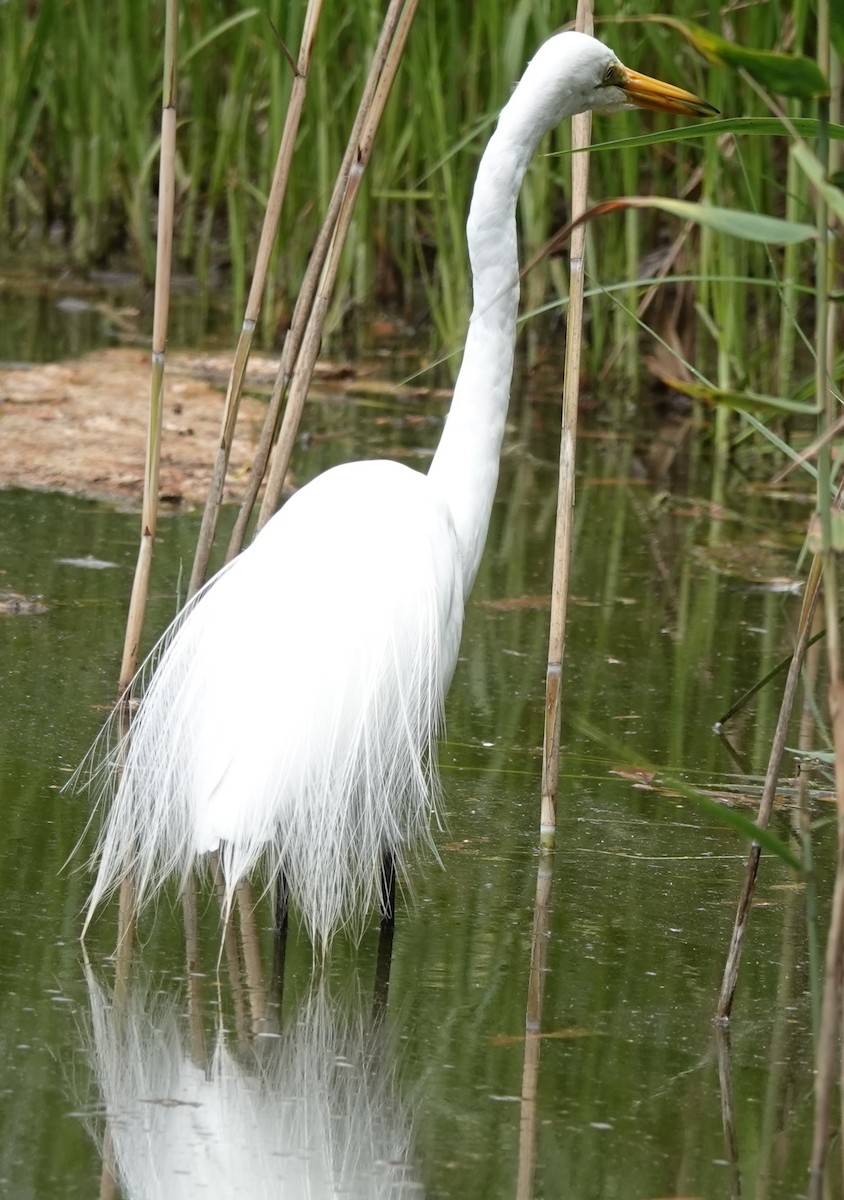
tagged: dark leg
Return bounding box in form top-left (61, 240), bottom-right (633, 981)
top-left (270, 869), bottom-right (289, 1024)
top-left (379, 848), bottom-right (396, 930)
top-left (373, 920), bottom-right (395, 1018)
top-left (275, 868), bottom-right (289, 939)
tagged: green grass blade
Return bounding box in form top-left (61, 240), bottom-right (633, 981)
top-left (577, 720), bottom-right (802, 872)
top-left (791, 140), bottom-right (844, 223)
top-left (664, 377), bottom-right (820, 415)
top-left (578, 116), bottom-right (844, 155)
top-left (643, 15), bottom-right (830, 99)
top-left (615, 197), bottom-right (817, 244)
top-left (179, 9), bottom-right (261, 68)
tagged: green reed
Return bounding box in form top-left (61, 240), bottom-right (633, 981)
top-left (0, 0), bottom-right (828, 403)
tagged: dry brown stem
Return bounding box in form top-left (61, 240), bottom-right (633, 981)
top-left (539, 0), bottom-right (593, 844)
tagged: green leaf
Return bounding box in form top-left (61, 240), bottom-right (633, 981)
top-left (576, 719), bottom-right (802, 873)
top-left (643, 17), bottom-right (829, 99)
top-left (662, 377), bottom-right (819, 416)
top-left (832, 2), bottom-right (844, 62)
top-left (608, 197), bottom-right (817, 245)
top-left (791, 142), bottom-right (844, 225)
top-left (543, 199), bottom-right (817, 293)
top-left (739, 410), bottom-right (819, 480)
top-left (582, 117), bottom-right (844, 156)
top-left (179, 9), bottom-right (261, 68)
top-left (788, 747), bottom-right (836, 766)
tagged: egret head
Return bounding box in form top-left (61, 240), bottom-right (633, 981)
top-left (521, 30), bottom-right (716, 128)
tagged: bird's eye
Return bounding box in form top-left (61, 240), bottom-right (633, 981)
top-left (604, 63), bottom-right (618, 86)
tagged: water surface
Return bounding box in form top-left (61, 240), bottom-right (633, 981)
top-left (0, 334), bottom-right (820, 1198)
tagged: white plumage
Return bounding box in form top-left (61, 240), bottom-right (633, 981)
top-left (87, 461), bottom-right (461, 941)
top-left (78, 32), bottom-right (712, 944)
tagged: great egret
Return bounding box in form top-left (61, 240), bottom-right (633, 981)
top-left (79, 31), bottom-right (713, 946)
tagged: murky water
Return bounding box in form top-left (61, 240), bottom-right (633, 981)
top-left (0, 305), bottom-right (823, 1197)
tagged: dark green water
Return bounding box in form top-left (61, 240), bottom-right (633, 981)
top-left (0, 334), bottom-right (822, 1197)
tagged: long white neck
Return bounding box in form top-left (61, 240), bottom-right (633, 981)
top-left (427, 50), bottom-right (586, 596)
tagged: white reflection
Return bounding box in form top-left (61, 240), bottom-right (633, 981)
top-left (84, 969), bottom-right (422, 1198)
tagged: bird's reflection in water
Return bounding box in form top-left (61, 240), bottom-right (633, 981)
top-left (83, 959), bottom-right (423, 1198)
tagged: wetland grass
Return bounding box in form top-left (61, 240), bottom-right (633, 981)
top-left (1, 0), bottom-right (818, 387)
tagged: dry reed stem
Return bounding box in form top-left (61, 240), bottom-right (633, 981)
top-left (714, 1026), bottom-right (742, 1196)
top-left (539, 0), bottom-right (593, 844)
top-left (809, 29), bottom-right (843, 1189)
top-left (810, 565), bottom-right (844, 1188)
top-left (235, 878), bottom-right (268, 1029)
top-left (210, 853), bottom-right (249, 1044)
top-left (182, 876), bottom-right (208, 1065)
top-left (225, 0), bottom-right (416, 557)
top-left (829, 51), bottom-right (844, 1188)
top-left (116, 0), bottom-right (178, 697)
top-left (516, 850), bottom-right (554, 1200)
top-left (98, 1128), bottom-right (118, 1200)
top-left (106, 0), bottom-right (178, 952)
top-left (114, 872), bottom-right (137, 959)
top-left (716, 553), bottom-right (824, 1021)
top-left (809, 41), bottom-right (844, 1197)
top-left (255, 0), bottom-right (419, 530)
top-left (809, 842), bottom-right (844, 1197)
top-left (187, 0), bottom-right (324, 598)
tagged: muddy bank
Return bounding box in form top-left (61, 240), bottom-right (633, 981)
top-left (0, 348), bottom-right (321, 507)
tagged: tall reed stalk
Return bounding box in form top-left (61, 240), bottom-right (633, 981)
top-left (256, 0), bottom-right (418, 529)
top-left (116, 1), bottom-right (178, 695)
top-left (223, 0), bottom-right (418, 558)
top-left (716, 557), bottom-right (823, 1020)
top-left (539, 0), bottom-right (593, 845)
top-left (99, 0), bottom-right (179, 949)
top-left (187, 0), bottom-right (324, 598)
top-left (808, 4), bottom-right (844, 1185)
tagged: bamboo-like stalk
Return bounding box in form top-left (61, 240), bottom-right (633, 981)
top-left (98, 1127), bottom-right (118, 1200)
top-left (808, 12), bottom-right (843, 1189)
top-left (755, 882), bottom-right (804, 1200)
top-left (256, 0), bottom-right (419, 528)
top-left (106, 0), bottom-right (178, 951)
top-left (235, 878), bottom-right (268, 1030)
top-left (714, 1026), bottom-right (741, 1199)
top-left (716, 555), bottom-right (823, 1021)
top-left (182, 874), bottom-right (207, 1065)
top-left (826, 78), bottom-right (843, 1189)
top-left (516, 850), bottom-right (554, 1200)
top-left (795, 600), bottom-right (825, 1044)
top-left (224, 0), bottom-right (417, 554)
top-left (254, 0), bottom-right (419, 529)
top-left (116, 0), bottom-right (178, 697)
top-left (187, 0), bottom-right (324, 598)
top-left (539, 0), bottom-right (593, 846)
top-left (210, 852), bottom-right (249, 1045)
top-left (810, 858), bottom-right (844, 1198)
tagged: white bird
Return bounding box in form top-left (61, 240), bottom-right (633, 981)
top-left (79, 31), bottom-right (713, 946)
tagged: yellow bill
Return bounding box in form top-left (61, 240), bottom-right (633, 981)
top-left (618, 66), bottom-right (718, 117)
